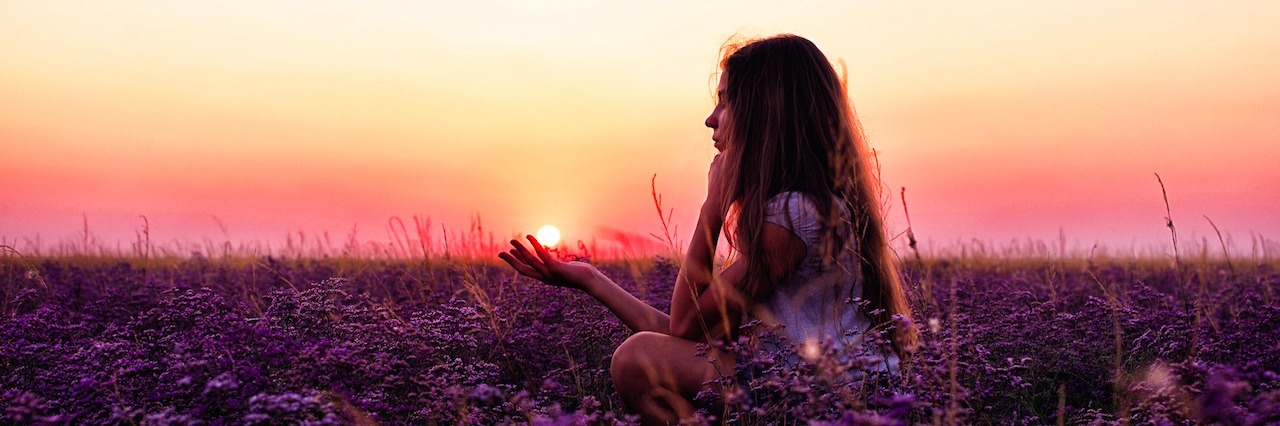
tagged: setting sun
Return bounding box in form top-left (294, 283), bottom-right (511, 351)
top-left (536, 225), bottom-right (561, 247)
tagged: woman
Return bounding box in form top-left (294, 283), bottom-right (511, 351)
top-left (499, 34), bottom-right (917, 424)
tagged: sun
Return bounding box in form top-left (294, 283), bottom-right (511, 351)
top-left (536, 225), bottom-right (561, 247)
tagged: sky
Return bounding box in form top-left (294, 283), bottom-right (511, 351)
top-left (3, 1), bottom-right (1278, 258)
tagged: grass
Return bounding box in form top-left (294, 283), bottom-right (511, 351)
top-left (2, 177), bottom-right (1277, 423)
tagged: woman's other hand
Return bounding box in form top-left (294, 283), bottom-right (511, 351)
top-left (702, 153), bottom-right (731, 222)
top-left (499, 235), bottom-right (598, 291)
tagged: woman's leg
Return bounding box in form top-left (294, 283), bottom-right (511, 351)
top-left (611, 331), bottom-right (735, 425)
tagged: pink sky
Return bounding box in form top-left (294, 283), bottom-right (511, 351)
top-left (3, 1), bottom-right (1279, 258)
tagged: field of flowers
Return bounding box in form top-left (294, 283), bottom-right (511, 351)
top-left (1, 252), bottom-right (1277, 424)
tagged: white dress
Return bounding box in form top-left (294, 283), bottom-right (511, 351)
top-left (757, 191), bottom-right (898, 372)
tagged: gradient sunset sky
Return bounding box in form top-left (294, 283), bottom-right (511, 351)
top-left (3, 1), bottom-right (1278, 256)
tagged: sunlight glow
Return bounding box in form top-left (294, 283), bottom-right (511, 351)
top-left (536, 225), bottom-right (561, 247)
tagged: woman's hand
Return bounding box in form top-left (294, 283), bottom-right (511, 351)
top-left (702, 153), bottom-right (731, 222)
top-left (499, 235), bottom-right (599, 291)
top-left (503, 236), bottom-right (672, 333)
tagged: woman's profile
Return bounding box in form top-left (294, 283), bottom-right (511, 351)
top-left (499, 34), bottom-right (918, 424)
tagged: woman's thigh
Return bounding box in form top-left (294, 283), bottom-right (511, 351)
top-left (611, 331), bottom-right (736, 397)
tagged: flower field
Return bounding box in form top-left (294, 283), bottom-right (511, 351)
top-left (1, 254), bottom-right (1277, 424)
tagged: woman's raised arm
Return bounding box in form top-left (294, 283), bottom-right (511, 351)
top-left (668, 154), bottom-right (807, 341)
top-left (668, 209), bottom-right (806, 342)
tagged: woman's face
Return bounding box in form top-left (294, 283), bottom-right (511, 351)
top-left (705, 73), bottom-right (728, 152)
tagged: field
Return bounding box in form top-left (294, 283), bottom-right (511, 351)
top-left (1, 250), bottom-right (1278, 425)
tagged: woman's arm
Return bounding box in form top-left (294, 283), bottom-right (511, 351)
top-left (668, 205), bottom-right (807, 342)
top-left (580, 267), bottom-right (671, 334)
top-left (669, 154), bottom-right (731, 340)
top-left (668, 204), bottom-right (724, 340)
top-left (668, 154), bottom-right (808, 342)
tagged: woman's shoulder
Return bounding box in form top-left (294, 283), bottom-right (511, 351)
top-left (765, 191), bottom-right (820, 217)
top-left (764, 191), bottom-right (822, 237)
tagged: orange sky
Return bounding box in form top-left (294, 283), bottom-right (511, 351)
top-left (3, 1), bottom-right (1279, 257)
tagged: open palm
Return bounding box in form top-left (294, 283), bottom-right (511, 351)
top-left (498, 235), bottom-right (599, 290)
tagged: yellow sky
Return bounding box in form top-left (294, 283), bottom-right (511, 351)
top-left (3, 1), bottom-right (1279, 256)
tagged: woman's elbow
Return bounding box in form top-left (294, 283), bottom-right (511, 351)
top-left (667, 317), bottom-right (701, 341)
top-left (670, 316), bottom-right (730, 342)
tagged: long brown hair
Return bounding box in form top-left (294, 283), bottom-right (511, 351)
top-left (716, 34), bottom-right (919, 356)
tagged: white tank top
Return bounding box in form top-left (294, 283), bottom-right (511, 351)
top-left (757, 191), bottom-right (898, 372)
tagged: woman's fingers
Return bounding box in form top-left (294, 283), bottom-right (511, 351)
top-left (509, 239), bottom-right (536, 264)
top-left (498, 251), bottom-right (522, 272)
top-left (510, 238), bottom-right (549, 276)
top-left (527, 235), bottom-right (557, 265)
top-left (499, 251), bottom-right (544, 279)
top-left (527, 232), bottom-right (563, 268)
top-left (703, 153), bottom-right (730, 219)
top-left (500, 249), bottom-right (547, 279)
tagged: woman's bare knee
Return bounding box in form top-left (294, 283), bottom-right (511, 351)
top-left (611, 331), bottom-right (667, 394)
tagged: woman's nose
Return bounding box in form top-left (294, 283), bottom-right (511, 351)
top-left (705, 110), bottom-right (717, 129)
